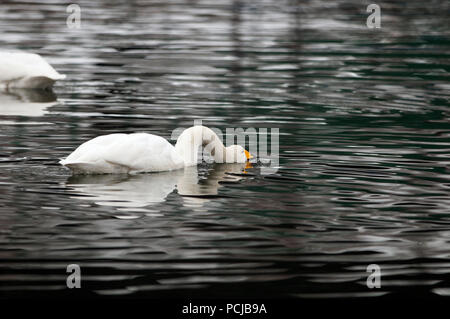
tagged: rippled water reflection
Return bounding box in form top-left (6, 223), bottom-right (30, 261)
top-left (1, 0), bottom-right (450, 298)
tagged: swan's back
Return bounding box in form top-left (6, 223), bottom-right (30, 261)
top-left (60, 133), bottom-right (184, 174)
top-left (0, 51), bottom-right (65, 89)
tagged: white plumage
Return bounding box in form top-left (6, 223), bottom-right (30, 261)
top-left (0, 51), bottom-right (65, 89)
top-left (60, 133), bottom-right (185, 174)
top-left (60, 126), bottom-right (252, 174)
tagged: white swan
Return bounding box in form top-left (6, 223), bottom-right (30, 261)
top-left (0, 51), bottom-right (65, 89)
top-left (60, 126), bottom-right (253, 174)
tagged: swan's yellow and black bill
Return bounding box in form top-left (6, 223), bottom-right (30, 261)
top-left (244, 150), bottom-right (253, 160)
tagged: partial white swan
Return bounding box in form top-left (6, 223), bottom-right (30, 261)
top-left (0, 51), bottom-right (65, 89)
top-left (60, 125), bottom-right (253, 174)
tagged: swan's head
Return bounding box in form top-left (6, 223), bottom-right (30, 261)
top-left (225, 145), bottom-right (253, 163)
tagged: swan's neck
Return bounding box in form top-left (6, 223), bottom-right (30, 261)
top-left (175, 126), bottom-right (226, 166)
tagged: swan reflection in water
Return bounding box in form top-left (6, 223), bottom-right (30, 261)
top-left (0, 89), bottom-right (59, 117)
top-left (65, 163), bottom-right (251, 210)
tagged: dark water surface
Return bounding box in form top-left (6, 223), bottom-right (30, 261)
top-left (1, 0), bottom-right (450, 298)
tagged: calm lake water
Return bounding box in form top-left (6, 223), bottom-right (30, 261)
top-left (1, 0), bottom-right (450, 299)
